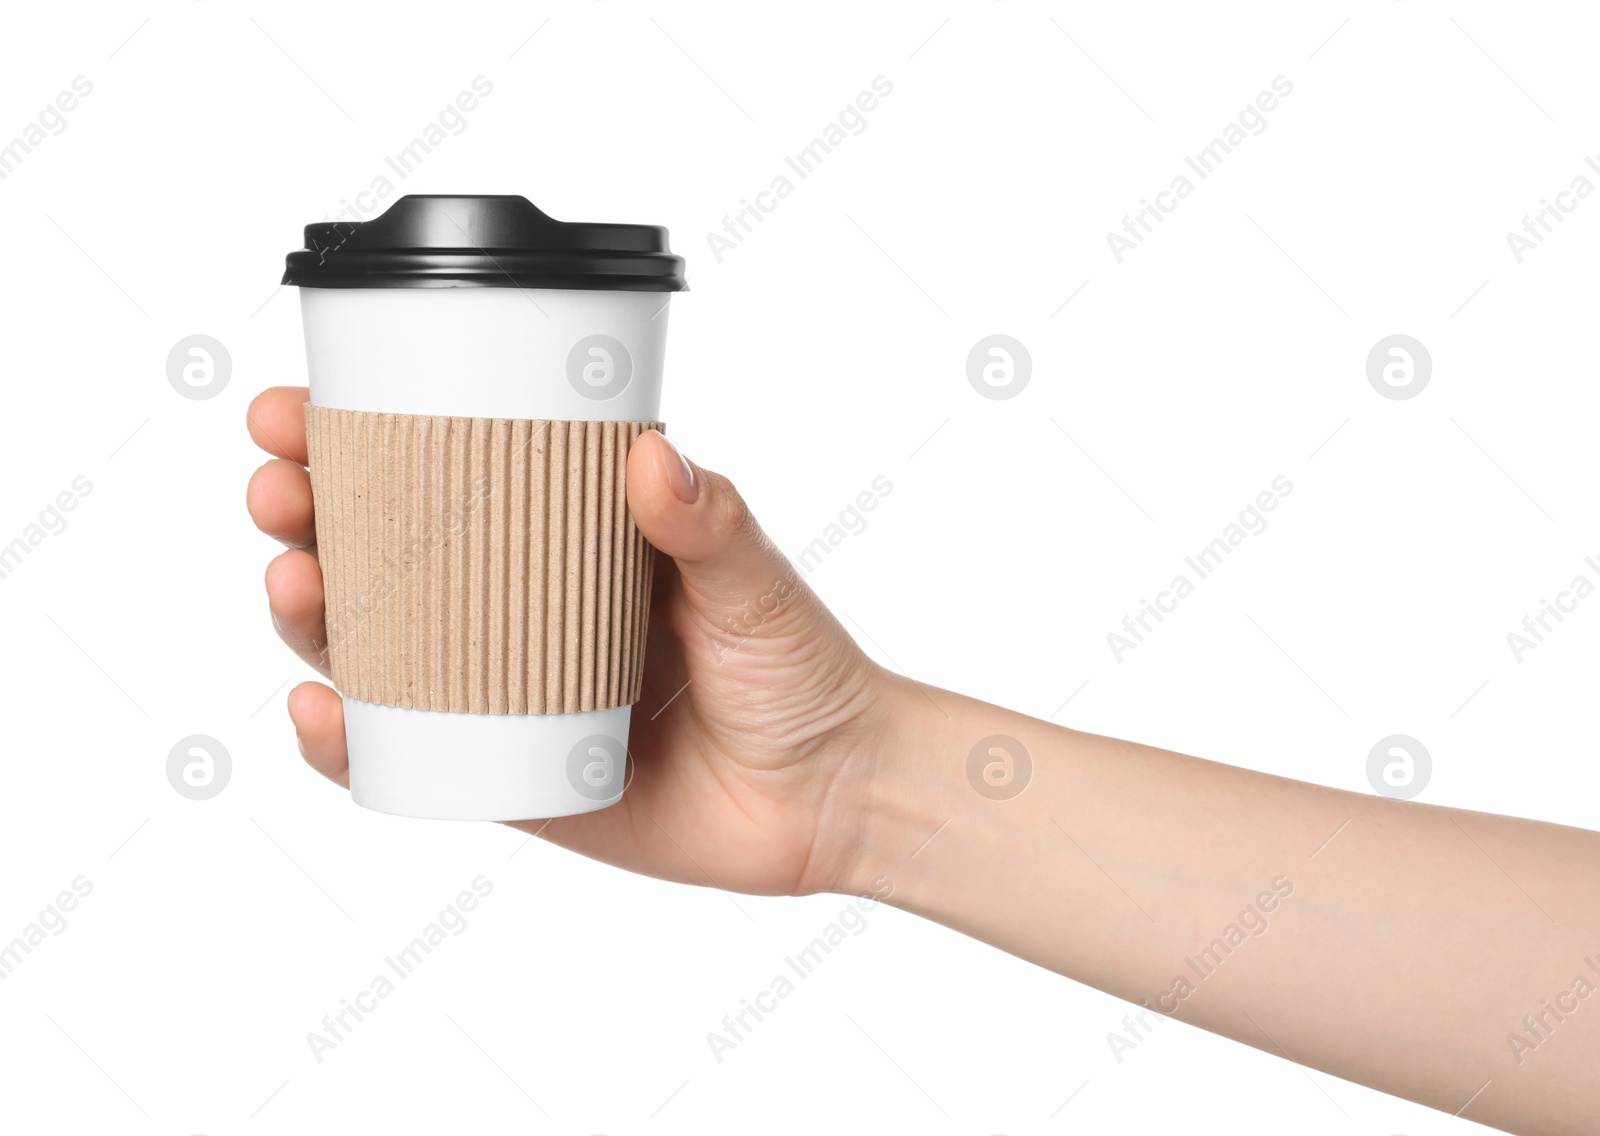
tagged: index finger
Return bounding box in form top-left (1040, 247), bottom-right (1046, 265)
top-left (247, 386), bottom-right (310, 464)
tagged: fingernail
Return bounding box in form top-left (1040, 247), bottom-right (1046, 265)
top-left (659, 432), bottom-right (698, 504)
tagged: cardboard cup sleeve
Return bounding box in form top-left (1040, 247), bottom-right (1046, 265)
top-left (304, 406), bottom-right (660, 715)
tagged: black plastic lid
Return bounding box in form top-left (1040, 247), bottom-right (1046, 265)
top-left (282, 194), bottom-right (687, 291)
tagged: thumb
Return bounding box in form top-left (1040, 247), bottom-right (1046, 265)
top-left (626, 430), bottom-right (805, 631)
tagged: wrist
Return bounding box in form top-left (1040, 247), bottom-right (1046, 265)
top-left (819, 670), bottom-right (975, 903)
top-left (786, 665), bottom-right (938, 898)
top-left (820, 672), bottom-right (1070, 937)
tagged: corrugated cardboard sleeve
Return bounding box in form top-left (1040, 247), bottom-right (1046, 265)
top-left (305, 406), bottom-right (660, 715)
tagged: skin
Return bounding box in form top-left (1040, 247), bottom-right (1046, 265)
top-left (249, 386), bottom-right (1599, 1135)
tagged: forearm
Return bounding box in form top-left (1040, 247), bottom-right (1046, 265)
top-left (844, 675), bottom-right (1600, 1135)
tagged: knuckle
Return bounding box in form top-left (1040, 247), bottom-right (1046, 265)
top-left (713, 475), bottom-right (757, 542)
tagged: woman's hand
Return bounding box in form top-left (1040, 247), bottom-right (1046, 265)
top-left (250, 385), bottom-right (1600, 1132)
top-left (247, 386), bottom-right (892, 897)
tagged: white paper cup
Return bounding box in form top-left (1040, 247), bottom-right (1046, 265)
top-left (283, 195), bottom-right (685, 821)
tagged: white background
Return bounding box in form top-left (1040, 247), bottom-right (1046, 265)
top-left (0, 2), bottom-right (1594, 1132)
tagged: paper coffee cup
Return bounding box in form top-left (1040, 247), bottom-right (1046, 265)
top-left (282, 194), bottom-right (687, 821)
